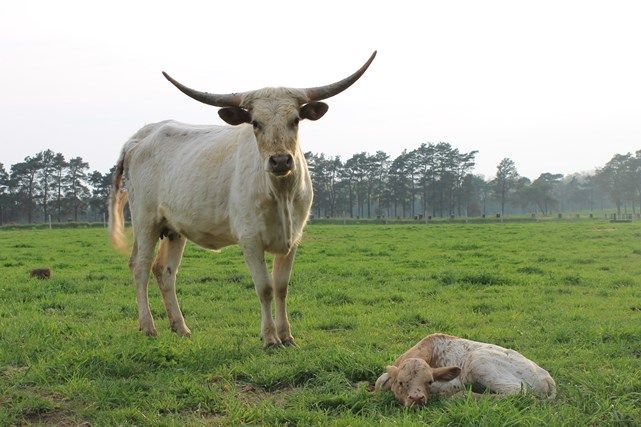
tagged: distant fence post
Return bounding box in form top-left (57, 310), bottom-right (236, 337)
top-left (48, 214), bottom-right (52, 229)
top-left (103, 212), bottom-right (107, 227)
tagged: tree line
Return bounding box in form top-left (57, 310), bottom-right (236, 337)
top-left (306, 144), bottom-right (641, 219)
top-left (0, 150), bottom-right (113, 225)
top-left (1, 145), bottom-right (639, 225)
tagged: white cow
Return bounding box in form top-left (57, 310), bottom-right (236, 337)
top-left (375, 333), bottom-right (556, 406)
top-left (109, 52), bottom-right (376, 347)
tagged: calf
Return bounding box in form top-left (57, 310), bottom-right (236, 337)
top-left (375, 333), bottom-right (556, 406)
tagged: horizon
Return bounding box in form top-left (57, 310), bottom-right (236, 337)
top-left (1, 1), bottom-right (640, 179)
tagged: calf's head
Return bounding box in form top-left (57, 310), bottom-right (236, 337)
top-left (162, 52), bottom-right (376, 177)
top-left (378, 358), bottom-right (461, 407)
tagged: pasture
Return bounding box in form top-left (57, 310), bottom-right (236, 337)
top-left (1, 221), bottom-right (640, 425)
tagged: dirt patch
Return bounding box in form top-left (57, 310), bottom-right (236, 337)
top-left (237, 383), bottom-right (296, 406)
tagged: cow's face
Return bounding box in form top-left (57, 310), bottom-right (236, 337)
top-left (162, 52), bottom-right (375, 177)
top-left (383, 358), bottom-right (461, 407)
top-left (217, 88), bottom-right (328, 177)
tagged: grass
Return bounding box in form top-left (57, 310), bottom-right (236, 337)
top-left (1, 221), bottom-right (640, 425)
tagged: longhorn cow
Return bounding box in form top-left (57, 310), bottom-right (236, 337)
top-left (109, 52), bottom-right (376, 347)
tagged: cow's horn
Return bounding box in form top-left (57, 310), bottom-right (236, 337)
top-left (303, 51), bottom-right (377, 102)
top-left (162, 72), bottom-right (243, 107)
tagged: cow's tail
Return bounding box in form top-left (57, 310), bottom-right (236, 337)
top-left (108, 147), bottom-right (130, 253)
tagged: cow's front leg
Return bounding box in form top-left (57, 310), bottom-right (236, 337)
top-left (273, 247), bottom-right (296, 346)
top-left (241, 242), bottom-right (281, 348)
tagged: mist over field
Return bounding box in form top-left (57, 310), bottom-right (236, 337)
top-left (2, 1), bottom-right (641, 425)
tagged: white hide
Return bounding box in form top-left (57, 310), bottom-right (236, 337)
top-left (121, 120), bottom-right (312, 253)
top-left (377, 333), bottom-right (556, 401)
top-left (110, 116), bottom-right (312, 346)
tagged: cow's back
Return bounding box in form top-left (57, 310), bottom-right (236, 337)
top-left (123, 120), bottom-right (250, 248)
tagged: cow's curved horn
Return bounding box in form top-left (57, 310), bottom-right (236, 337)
top-left (303, 51), bottom-right (377, 101)
top-left (162, 72), bottom-right (243, 107)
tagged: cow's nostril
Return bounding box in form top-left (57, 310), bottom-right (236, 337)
top-left (410, 394), bottom-right (425, 404)
top-left (269, 154), bottom-right (293, 173)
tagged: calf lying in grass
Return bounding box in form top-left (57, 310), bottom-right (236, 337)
top-left (375, 333), bottom-right (556, 407)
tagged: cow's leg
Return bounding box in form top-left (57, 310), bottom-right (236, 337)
top-left (152, 234), bottom-right (190, 337)
top-left (130, 228), bottom-right (158, 336)
top-left (464, 355), bottom-right (525, 396)
top-left (241, 241), bottom-right (281, 348)
top-left (272, 247), bottom-right (296, 345)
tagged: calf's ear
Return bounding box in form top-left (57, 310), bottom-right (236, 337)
top-left (375, 373), bottom-right (392, 391)
top-left (218, 107), bottom-right (251, 125)
top-left (385, 365), bottom-right (399, 380)
top-left (300, 102), bottom-right (329, 121)
top-left (432, 366), bottom-right (461, 382)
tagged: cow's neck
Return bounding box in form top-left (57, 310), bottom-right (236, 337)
top-left (265, 163), bottom-right (303, 250)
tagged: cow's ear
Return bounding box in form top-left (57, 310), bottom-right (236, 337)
top-left (300, 102), bottom-right (328, 121)
top-left (218, 107), bottom-right (251, 125)
top-left (432, 366), bottom-right (461, 382)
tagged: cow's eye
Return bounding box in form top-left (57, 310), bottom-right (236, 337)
top-left (251, 120), bottom-right (262, 130)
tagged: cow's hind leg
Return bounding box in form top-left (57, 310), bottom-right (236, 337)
top-left (464, 355), bottom-right (527, 396)
top-left (241, 241), bottom-right (281, 348)
top-left (152, 234), bottom-right (190, 337)
top-left (272, 248), bottom-right (296, 345)
top-left (130, 228), bottom-right (158, 336)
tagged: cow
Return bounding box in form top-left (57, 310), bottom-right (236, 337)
top-left (108, 52), bottom-right (376, 347)
top-left (375, 333), bottom-right (556, 406)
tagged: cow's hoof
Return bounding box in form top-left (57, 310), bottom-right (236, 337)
top-left (263, 338), bottom-right (283, 349)
top-left (171, 322), bottom-right (192, 337)
top-left (140, 326), bottom-right (157, 337)
top-left (281, 336), bottom-right (296, 346)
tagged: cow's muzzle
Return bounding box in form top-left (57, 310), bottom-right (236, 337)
top-left (269, 154), bottom-right (293, 176)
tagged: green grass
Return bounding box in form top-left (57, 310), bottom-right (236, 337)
top-left (1, 222), bottom-right (640, 425)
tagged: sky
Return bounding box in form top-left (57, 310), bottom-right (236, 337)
top-left (1, 0), bottom-right (640, 179)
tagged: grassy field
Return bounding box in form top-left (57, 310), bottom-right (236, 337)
top-left (1, 222), bottom-right (640, 425)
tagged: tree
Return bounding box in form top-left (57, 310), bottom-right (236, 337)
top-left (530, 173), bottom-right (563, 214)
top-left (10, 156), bottom-right (42, 223)
top-left (595, 153), bottom-right (633, 215)
top-left (630, 151), bottom-right (641, 213)
top-left (89, 167), bottom-right (114, 220)
top-left (64, 157), bottom-right (90, 221)
top-left (35, 149), bottom-right (57, 222)
top-left (492, 158), bottom-right (519, 216)
top-left (52, 153), bottom-right (68, 222)
top-left (0, 163), bottom-right (9, 225)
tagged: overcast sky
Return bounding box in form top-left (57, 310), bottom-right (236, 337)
top-left (1, 1), bottom-right (640, 178)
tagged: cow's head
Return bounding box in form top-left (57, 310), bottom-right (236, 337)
top-left (162, 52), bottom-right (376, 177)
top-left (376, 358), bottom-right (461, 407)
